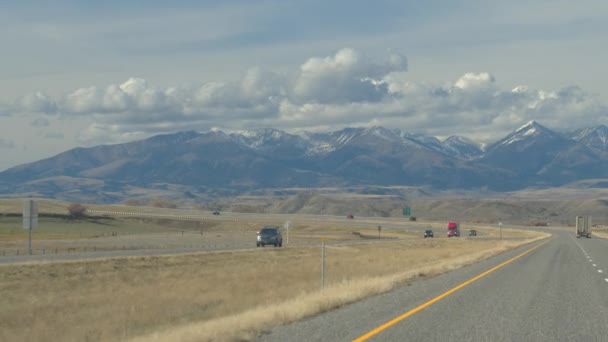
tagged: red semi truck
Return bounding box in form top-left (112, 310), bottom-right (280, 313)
top-left (447, 221), bottom-right (460, 237)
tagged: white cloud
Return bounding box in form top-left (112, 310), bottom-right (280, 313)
top-left (63, 86), bottom-right (104, 114)
top-left (292, 48), bottom-right (407, 104)
top-left (15, 91), bottom-right (57, 114)
top-left (453, 72), bottom-right (495, 91)
top-left (9, 48), bottom-right (607, 145)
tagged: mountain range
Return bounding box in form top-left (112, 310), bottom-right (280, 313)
top-left (1, 121), bottom-right (608, 202)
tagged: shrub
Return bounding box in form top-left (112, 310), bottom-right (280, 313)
top-left (67, 203), bottom-right (87, 219)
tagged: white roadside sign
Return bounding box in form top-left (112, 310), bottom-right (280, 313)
top-left (284, 220), bottom-right (291, 244)
top-left (23, 199), bottom-right (38, 230)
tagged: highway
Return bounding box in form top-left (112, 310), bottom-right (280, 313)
top-left (257, 229), bottom-right (608, 341)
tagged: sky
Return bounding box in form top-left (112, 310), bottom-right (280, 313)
top-left (1, 0), bottom-right (608, 171)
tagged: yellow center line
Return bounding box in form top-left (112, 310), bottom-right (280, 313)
top-left (353, 239), bottom-right (550, 342)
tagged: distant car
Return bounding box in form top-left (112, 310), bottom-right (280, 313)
top-left (468, 229), bottom-right (477, 236)
top-left (346, 214), bottom-right (354, 219)
top-left (212, 211), bottom-right (220, 215)
top-left (256, 227), bottom-right (283, 247)
top-left (424, 229), bottom-right (434, 238)
top-left (409, 216), bottom-right (417, 221)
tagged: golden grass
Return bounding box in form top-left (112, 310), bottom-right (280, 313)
top-left (0, 198), bottom-right (69, 214)
top-left (0, 229), bottom-right (548, 342)
top-left (130, 234), bottom-right (550, 342)
top-left (593, 229), bottom-right (608, 239)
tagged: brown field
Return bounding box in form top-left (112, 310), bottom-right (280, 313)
top-left (0, 228), bottom-right (549, 342)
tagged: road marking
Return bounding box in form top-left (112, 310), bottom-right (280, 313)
top-left (593, 264), bottom-right (597, 267)
top-left (599, 270), bottom-right (604, 273)
top-left (352, 240), bottom-right (549, 342)
top-left (605, 278), bottom-right (608, 283)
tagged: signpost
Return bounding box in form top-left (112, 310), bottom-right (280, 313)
top-left (402, 207), bottom-right (411, 216)
top-left (498, 221), bottom-right (503, 240)
top-left (23, 199), bottom-right (38, 255)
top-left (284, 221), bottom-right (291, 245)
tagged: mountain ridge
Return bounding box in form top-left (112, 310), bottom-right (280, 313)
top-left (1, 122), bottom-right (608, 202)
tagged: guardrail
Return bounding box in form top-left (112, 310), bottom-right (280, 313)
top-left (0, 245), bottom-right (166, 256)
top-left (0, 243), bottom-right (244, 257)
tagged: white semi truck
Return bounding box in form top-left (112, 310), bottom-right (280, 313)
top-left (576, 216), bottom-right (592, 238)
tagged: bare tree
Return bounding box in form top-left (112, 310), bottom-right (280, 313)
top-left (67, 203), bottom-right (87, 219)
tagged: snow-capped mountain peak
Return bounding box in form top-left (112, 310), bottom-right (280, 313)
top-left (441, 135), bottom-right (483, 159)
top-left (364, 126), bottom-right (402, 143)
top-left (230, 128), bottom-right (307, 151)
top-left (515, 120), bottom-right (542, 134)
top-left (498, 120), bottom-right (557, 147)
top-left (571, 124), bottom-right (608, 151)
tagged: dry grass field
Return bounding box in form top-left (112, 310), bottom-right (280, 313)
top-left (593, 228), bottom-right (608, 239)
top-left (0, 229), bottom-right (548, 342)
top-left (0, 197), bottom-right (552, 341)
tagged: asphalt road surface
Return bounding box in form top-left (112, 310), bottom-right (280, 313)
top-left (0, 235), bottom-right (404, 264)
top-left (257, 229), bottom-right (608, 342)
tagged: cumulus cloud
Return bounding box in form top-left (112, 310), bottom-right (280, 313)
top-left (15, 91), bottom-right (57, 114)
top-left (453, 72), bottom-right (495, 91)
top-left (10, 48), bottom-right (608, 144)
top-left (61, 78), bottom-right (180, 116)
top-left (292, 48), bottom-right (406, 104)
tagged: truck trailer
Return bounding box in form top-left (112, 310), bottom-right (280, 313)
top-left (576, 216), bottom-right (592, 238)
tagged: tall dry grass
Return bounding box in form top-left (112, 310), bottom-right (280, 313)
top-left (592, 229), bottom-right (608, 239)
top-left (0, 230), bottom-right (548, 342)
top-left (130, 234), bottom-right (549, 342)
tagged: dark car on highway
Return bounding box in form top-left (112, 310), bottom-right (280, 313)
top-left (256, 227), bottom-right (283, 247)
top-left (424, 229), bottom-right (434, 238)
top-left (212, 211), bottom-right (220, 215)
top-left (469, 229), bottom-right (477, 236)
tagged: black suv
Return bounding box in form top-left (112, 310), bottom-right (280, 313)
top-left (424, 229), bottom-right (434, 238)
top-left (257, 227), bottom-right (283, 247)
top-left (468, 229), bottom-right (477, 237)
